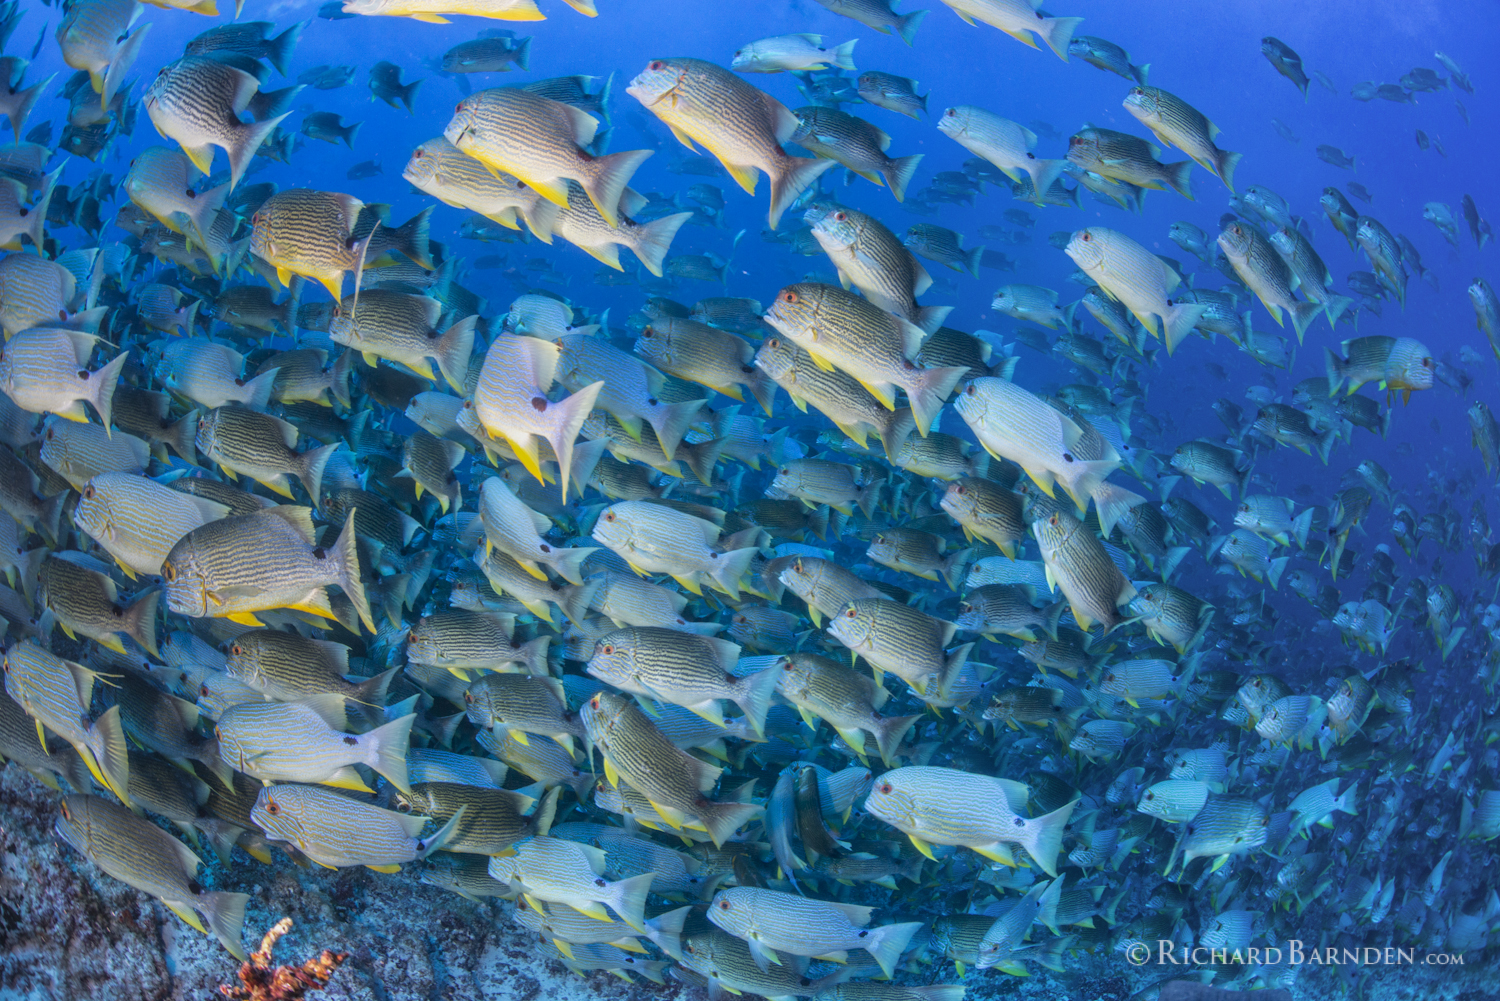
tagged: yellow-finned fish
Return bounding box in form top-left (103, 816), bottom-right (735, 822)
top-left (57, 0), bottom-right (151, 110)
top-left (0, 328), bottom-right (127, 434)
top-left (626, 58), bottom-right (834, 229)
top-left (142, 57), bottom-right (289, 190)
top-left (445, 87), bottom-right (651, 227)
top-left (1066, 226), bottom-right (1207, 353)
top-left (1123, 86), bottom-right (1241, 192)
top-left (251, 783), bottom-right (465, 872)
top-left (124, 146), bottom-right (228, 250)
top-left (937, 106), bottom-right (1067, 205)
top-left (342, 0), bottom-right (597, 24)
top-left (249, 188), bottom-right (378, 301)
top-left (403, 136), bottom-right (561, 242)
top-left (939, 0), bottom-right (1082, 60)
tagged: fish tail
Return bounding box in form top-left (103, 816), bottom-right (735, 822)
top-left (1038, 15), bottom-right (1084, 61)
top-left (1322, 294), bottom-right (1353, 330)
top-left (604, 871), bottom-right (654, 932)
top-left (89, 350), bottom-right (129, 436)
top-left (391, 205), bottom-right (434, 269)
top-left (1267, 556), bottom-right (1289, 590)
top-left (546, 380), bottom-right (604, 500)
top-left (941, 547), bottom-right (972, 591)
top-left (856, 476), bottom-right (885, 520)
top-left (966, 244), bottom-right (984, 278)
top-left (1324, 347), bottom-right (1345, 395)
top-left (1314, 428), bottom-right (1336, 466)
top-left (830, 38), bottom-right (858, 72)
top-left (238, 367), bottom-right (280, 412)
top-left (709, 546), bottom-right (757, 600)
top-left (914, 304), bottom-right (951, 335)
top-left (363, 711), bottom-right (416, 794)
top-left (329, 348), bottom-right (355, 409)
top-left (512, 634), bottom-right (552, 676)
top-left (558, 577), bottom-right (601, 627)
top-left (1289, 300), bottom-right (1322, 343)
top-left (630, 211), bottom-right (692, 278)
top-left (881, 152), bottom-right (923, 204)
top-left (651, 398), bottom-right (704, 461)
top-left (678, 435), bottom-right (725, 487)
top-left (866, 920), bottom-right (922, 978)
top-left (1132, 63), bottom-right (1151, 86)
top-left (732, 658), bottom-right (779, 736)
top-left (1162, 301), bottom-right (1207, 355)
top-left (904, 364), bottom-right (967, 436)
top-left (695, 800), bottom-right (761, 849)
top-left (582, 148), bottom-right (653, 228)
top-left (417, 805), bottom-right (468, 859)
top-left (767, 154), bottom-right (834, 230)
top-left (351, 666), bottom-right (400, 715)
top-left (513, 36), bottom-right (534, 73)
top-left (342, 120), bottom-right (363, 149)
top-left (1025, 158), bottom-right (1067, 203)
top-left (646, 905), bottom-right (691, 962)
top-left (37, 491), bottom-right (65, 549)
top-left (266, 20), bottom-right (308, 76)
top-left (873, 713), bottom-right (921, 766)
top-left (228, 111), bottom-right (290, 191)
top-left (1163, 158), bottom-right (1195, 200)
top-left (28, 164), bottom-right (60, 249)
top-left (566, 438), bottom-right (608, 501)
top-left (198, 890), bottom-right (250, 961)
top-left (165, 408), bottom-right (201, 465)
top-left (251, 85), bottom-right (302, 122)
top-left (399, 77), bottom-right (423, 115)
top-left (6, 72), bottom-right (50, 138)
top-left (298, 442), bottom-right (339, 508)
top-left (332, 507), bottom-right (375, 633)
top-left (84, 704), bottom-right (131, 807)
top-left (102, 23), bottom-right (151, 110)
top-left (895, 9), bottom-right (927, 46)
top-left (876, 407), bottom-right (916, 465)
top-left (521, 197), bottom-right (561, 244)
top-left (433, 314), bottom-right (478, 392)
top-left (547, 545), bottom-right (596, 587)
top-left (1216, 149), bottom-right (1243, 193)
top-left (122, 587), bottom-right (161, 659)
top-left (1022, 796), bottom-right (1078, 878)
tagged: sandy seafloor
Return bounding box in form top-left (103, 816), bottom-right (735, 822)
top-left (2, 768), bottom-right (1493, 1000)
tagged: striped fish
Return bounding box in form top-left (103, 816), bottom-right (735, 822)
top-left (0, 251), bottom-right (77, 338)
top-left (778, 557), bottom-right (886, 627)
top-left (586, 626), bottom-right (775, 733)
top-left (0, 328), bottom-right (127, 432)
top-left (471, 334), bottom-right (603, 499)
top-left (709, 886), bottom-right (922, 977)
top-left (251, 783), bottom-right (463, 871)
top-left (2, 640), bottom-right (130, 804)
top-left (1354, 215), bottom-right (1406, 309)
top-left (1168, 796), bottom-right (1268, 876)
top-left (161, 504), bottom-right (373, 632)
top-left (826, 597), bottom-right (965, 698)
top-left (195, 406), bottom-right (337, 505)
top-left (403, 137), bottom-right (560, 242)
top-left (487, 834), bottom-right (656, 931)
top-left (633, 315), bottom-right (772, 413)
top-left (789, 106), bottom-right (924, 203)
top-left (56, 0), bottom-right (148, 109)
top-left (755, 337), bottom-right (915, 464)
top-left (1126, 582), bottom-right (1214, 654)
top-left (1033, 509), bottom-right (1137, 633)
top-left (143, 57), bottom-right (287, 190)
top-left (681, 930), bottom-right (848, 997)
top-left (582, 691), bottom-right (761, 847)
top-left (406, 748), bottom-right (509, 789)
top-left (254, 348), bottom-right (353, 410)
top-left (215, 698), bottom-right (414, 793)
top-left (478, 476), bottom-right (595, 585)
top-left (331, 289), bottom-right (476, 393)
top-left (591, 501), bottom-right (756, 599)
top-left (771, 458), bottom-right (882, 518)
top-left (464, 672), bottom-right (584, 756)
top-left (940, 478), bottom-right (1025, 557)
top-left (765, 282), bottom-right (966, 435)
top-left (555, 334), bottom-right (702, 461)
top-left (937, 106), bottom-right (1067, 205)
top-left (1123, 86), bottom-right (1241, 191)
top-left (249, 189), bottom-right (373, 301)
top-left (152, 340), bottom-right (279, 412)
top-left (864, 765), bottom-right (1077, 876)
top-left (476, 727), bottom-right (594, 799)
top-left (553, 180), bottom-right (692, 279)
top-left (393, 782), bottom-right (557, 855)
top-left (1217, 222), bottom-right (1322, 342)
top-left (516, 895), bottom-right (688, 960)
top-left (222, 629), bottom-right (389, 708)
top-left (407, 608), bottom-right (550, 674)
top-left (1138, 779), bottom-right (1210, 823)
top-left (1268, 226), bottom-right (1353, 329)
top-left (806, 205), bottom-right (947, 334)
top-left (125, 146), bottom-right (228, 249)
top-left (55, 794), bottom-right (249, 959)
top-left (40, 420), bottom-right (149, 491)
top-left (73, 473), bottom-right (230, 578)
top-left (1067, 227), bottom-right (1206, 354)
top-left (38, 552), bottom-right (159, 657)
top-left (444, 87), bottom-right (651, 227)
top-left (626, 59), bottom-right (833, 229)
top-left (473, 545), bottom-right (598, 626)
top-left (401, 429), bottom-right (465, 513)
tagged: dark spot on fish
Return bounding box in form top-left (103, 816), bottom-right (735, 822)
top-left (313, 547), bottom-right (328, 559)
top-left (594, 878), bottom-right (607, 888)
top-left (343, 736), bottom-right (358, 746)
top-left (647, 397), bottom-right (659, 406)
top-left (77, 370), bottom-right (88, 380)
top-left (531, 397), bottom-right (547, 412)
top-left (1063, 452), bottom-right (1074, 462)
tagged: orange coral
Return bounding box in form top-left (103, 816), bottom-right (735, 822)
top-left (220, 918), bottom-right (349, 1001)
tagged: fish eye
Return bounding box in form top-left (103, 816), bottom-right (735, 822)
top-left (955, 484), bottom-right (966, 494)
top-left (602, 644), bottom-right (614, 656)
top-left (944, 108), bottom-right (955, 117)
top-left (767, 338), bottom-right (779, 347)
top-left (163, 565), bottom-right (175, 582)
top-left (878, 782), bottom-right (892, 794)
top-left (845, 608), bottom-right (857, 617)
top-left (833, 211), bottom-right (846, 222)
top-left (1081, 232), bottom-right (1091, 242)
top-left (231, 644), bottom-right (242, 656)
top-left (648, 60), bottom-right (664, 71)
top-left (641, 326), bottom-right (653, 337)
top-left (718, 899), bottom-right (731, 909)
top-left (780, 290), bottom-right (798, 304)
top-left (83, 484), bottom-right (93, 499)
top-left (604, 511), bottom-right (614, 521)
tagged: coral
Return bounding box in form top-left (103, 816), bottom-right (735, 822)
top-left (220, 918), bottom-right (348, 1000)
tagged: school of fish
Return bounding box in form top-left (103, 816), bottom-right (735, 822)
top-left (0, 0), bottom-right (1497, 998)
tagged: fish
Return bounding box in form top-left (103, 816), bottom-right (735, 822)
top-left (56, 794), bottom-right (249, 959)
top-left (938, 107), bottom-right (1065, 207)
top-left (249, 189), bottom-right (378, 301)
top-left (161, 504), bottom-right (373, 632)
top-left (805, 204), bottom-right (947, 333)
top-left (1355, 215), bottom-right (1406, 309)
top-left (0, 328), bottom-right (127, 434)
top-left (902, 224), bottom-right (983, 276)
top-left (856, 71), bottom-right (927, 119)
top-left (72, 471), bottom-right (222, 579)
top-left (1067, 227), bottom-right (1206, 353)
top-left (708, 886), bottom-right (922, 977)
top-left (939, 0), bottom-right (1082, 61)
top-left (633, 314), bottom-right (774, 414)
top-left (1470, 278), bottom-right (1500, 362)
top-left (441, 36), bottom-right (533, 74)
top-left (332, 289), bottom-right (476, 392)
top-left (252, 783), bottom-right (463, 871)
top-left (812, 0), bottom-right (926, 46)
top-left (1123, 86), bottom-right (1240, 192)
top-left (790, 106), bottom-right (924, 202)
top-left (764, 282), bottom-right (966, 435)
top-left (38, 552), bottom-right (158, 657)
top-left (755, 338), bottom-right (918, 464)
top-left (57, 0), bottom-right (151, 111)
top-left (1217, 221), bottom-right (1322, 341)
top-left (587, 626), bottom-right (775, 733)
top-left (143, 57), bottom-right (288, 191)
top-left (1325, 336), bottom-right (1434, 402)
top-left (627, 58), bottom-right (833, 229)
top-left (591, 501), bottom-right (757, 599)
top-left (404, 136), bottom-right (560, 242)
top-left (1260, 37), bottom-right (1308, 98)
top-left (215, 699), bottom-right (414, 793)
top-left (368, 60), bottom-right (422, 114)
top-left (732, 34), bottom-right (858, 74)
top-left (1069, 35), bottom-right (1148, 84)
